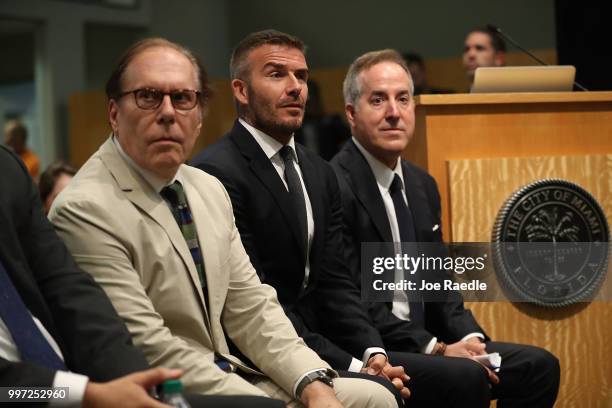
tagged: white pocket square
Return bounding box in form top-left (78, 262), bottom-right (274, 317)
top-left (432, 224), bottom-right (439, 231)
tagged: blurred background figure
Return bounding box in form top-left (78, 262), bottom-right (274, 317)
top-left (39, 161), bottom-right (76, 214)
top-left (4, 119), bottom-right (40, 180)
top-left (294, 79), bottom-right (351, 161)
top-left (462, 26), bottom-right (506, 87)
top-left (402, 52), bottom-right (454, 95)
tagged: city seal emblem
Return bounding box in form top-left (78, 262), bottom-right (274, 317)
top-left (492, 179), bottom-right (609, 306)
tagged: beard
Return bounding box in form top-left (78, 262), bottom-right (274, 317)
top-left (246, 87), bottom-right (304, 138)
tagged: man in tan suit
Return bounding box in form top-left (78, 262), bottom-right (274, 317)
top-left (49, 38), bottom-right (397, 408)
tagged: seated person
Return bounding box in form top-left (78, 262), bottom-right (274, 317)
top-left (0, 145), bottom-right (285, 408)
top-left (49, 37), bottom-right (398, 408)
top-left (4, 119), bottom-right (40, 179)
top-left (331, 48), bottom-right (560, 407)
top-left (402, 52), bottom-right (454, 95)
top-left (462, 26), bottom-right (506, 89)
top-left (39, 161), bottom-right (76, 214)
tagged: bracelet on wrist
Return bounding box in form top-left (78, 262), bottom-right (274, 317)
top-left (433, 341), bottom-right (447, 356)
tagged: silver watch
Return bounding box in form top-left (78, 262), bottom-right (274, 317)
top-left (296, 369), bottom-right (335, 399)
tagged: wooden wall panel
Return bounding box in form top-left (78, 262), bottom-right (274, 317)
top-left (68, 92), bottom-right (109, 167)
top-left (448, 155), bottom-right (612, 407)
top-left (408, 92), bottom-right (612, 242)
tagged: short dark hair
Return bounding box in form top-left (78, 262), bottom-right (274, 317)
top-left (230, 29), bottom-right (306, 80)
top-left (39, 161), bottom-right (77, 204)
top-left (105, 37), bottom-right (212, 106)
top-left (4, 120), bottom-right (27, 143)
top-left (468, 27), bottom-right (507, 53)
top-left (403, 52), bottom-right (425, 68)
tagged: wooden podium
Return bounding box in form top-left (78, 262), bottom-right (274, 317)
top-left (407, 92), bottom-right (612, 407)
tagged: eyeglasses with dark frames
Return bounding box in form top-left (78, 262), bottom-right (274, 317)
top-left (117, 88), bottom-right (201, 110)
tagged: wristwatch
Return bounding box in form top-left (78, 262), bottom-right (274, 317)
top-left (295, 369), bottom-right (335, 399)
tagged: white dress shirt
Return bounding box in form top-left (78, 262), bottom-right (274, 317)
top-left (0, 308), bottom-right (88, 406)
top-left (353, 138), bottom-right (484, 352)
top-left (240, 120), bottom-right (386, 372)
top-left (239, 119), bottom-right (315, 290)
top-left (114, 136), bottom-right (181, 194)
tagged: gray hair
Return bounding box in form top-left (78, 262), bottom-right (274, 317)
top-left (343, 49), bottom-right (413, 107)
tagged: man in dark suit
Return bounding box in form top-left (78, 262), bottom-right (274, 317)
top-left (0, 146), bottom-right (286, 407)
top-left (191, 29), bottom-right (409, 404)
top-left (331, 49), bottom-right (560, 407)
top-left (193, 28), bottom-right (521, 408)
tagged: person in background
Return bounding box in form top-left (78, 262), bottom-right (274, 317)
top-left (294, 79), bottom-right (351, 160)
top-left (39, 161), bottom-right (77, 214)
top-left (402, 52), bottom-right (453, 95)
top-left (4, 119), bottom-right (40, 180)
top-left (462, 27), bottom-right (506, 88)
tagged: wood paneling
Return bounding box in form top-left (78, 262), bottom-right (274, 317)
top-left (448, 154), bottom-right (612, 407)
top-left (449, 155), bottom-right (612, 242)
top-left (68, 92), bottom-right (109, 167)
top-left (408, 91), bottom-right (612, 243)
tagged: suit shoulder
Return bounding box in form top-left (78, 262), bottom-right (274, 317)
top-left (329, 149), bottom-right (347, 174)
top-left (0, 145), bottom-right (29, 177)
top-left (402, 160), bottom-right (437, 185)
top-left (55, 155), bottom-right (110, 202)
top-left (191, 133), bottom-right (235, 167)
top-left (50, 158), bottom-right (127, 221)
top-left (297, 144), bottom-right (335, 173)
top-left (182, 164), bottom-right (228, 191)
top-left (300, 147), bottom-right (341, 189)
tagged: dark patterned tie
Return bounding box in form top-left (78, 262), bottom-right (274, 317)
top-left (389, 174), bottom-right (425, 326)
top-left (0, 259), bottom-right (66, 370)
top-left (160, 181), bottom-right (207, 291)
top-left (279, 145), bottom-right (308, 254)
top-left (161, 182), bottom-right (232, 371)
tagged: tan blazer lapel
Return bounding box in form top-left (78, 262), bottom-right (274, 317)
top-left (98, 138), bottom-right (209, 314)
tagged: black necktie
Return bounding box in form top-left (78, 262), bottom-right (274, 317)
top-left (389, 174), bottom-right (425, 326)
top-left (0, 259), bottom-right (66, 370)
top-left (279, 145), bottom-right (308, 253)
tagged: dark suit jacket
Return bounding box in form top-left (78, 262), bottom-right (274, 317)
top-left (331, 140), bottom-right (486, 351)
top-left (0, 146), bottom-right (148, 388)
top-left (191, 121), bottom-right (385, 369)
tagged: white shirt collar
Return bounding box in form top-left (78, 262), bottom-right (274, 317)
top-left (352, 136), bottom-right (404, 192)
top-left (113, 136), bottom-right (181, 193)
top-left (239, 118), bottom-right (298, 162)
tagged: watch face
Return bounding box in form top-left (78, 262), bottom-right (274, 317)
top-left (317, 373), bottom-right (334, 386)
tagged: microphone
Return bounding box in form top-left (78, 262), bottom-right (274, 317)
top-left (486, 24), bottom-right (588, 91)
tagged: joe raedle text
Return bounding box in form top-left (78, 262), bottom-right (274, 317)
top-left (372, 279), bottom-right (488, 292)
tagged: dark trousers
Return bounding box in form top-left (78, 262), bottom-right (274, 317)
top-left (388, 341), bottom-right (559, 408)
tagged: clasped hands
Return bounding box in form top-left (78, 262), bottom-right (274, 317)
top-left (362, 354), bottom-right (411, 399)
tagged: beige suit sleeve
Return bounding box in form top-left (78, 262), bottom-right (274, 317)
top-left (213, 178), bottom-right (332, 394)
top-left (50, 198), bottom-right (269, 397)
